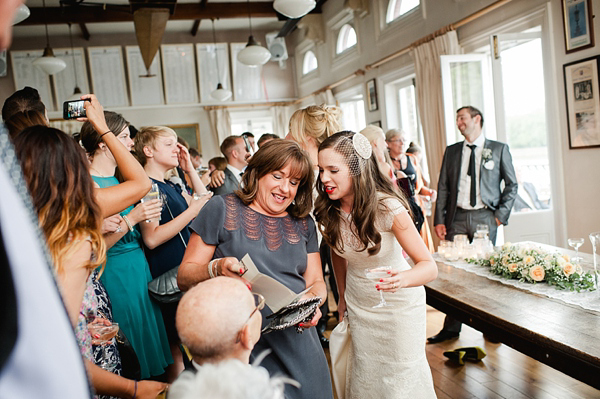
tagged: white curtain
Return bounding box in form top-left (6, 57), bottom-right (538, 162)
top-left (313, 89), bottom-right (336, 107)
top-left (412, 30), bottom-right (462, 189)
top-left (271, 105), bottom-right (293, 137)
top-left (207, 108), bottom-right (232, 145)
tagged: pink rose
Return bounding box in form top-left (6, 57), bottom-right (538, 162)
top-left (508, 263), bottom-right (518, 273)
top-left (563, 263), bottom-right (576, 277)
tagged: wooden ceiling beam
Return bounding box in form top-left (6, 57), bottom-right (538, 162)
top-left (78, 22), bottom-right (90, 41)
top-left (20, 2), bottom-right (277, 25)
top-left (191, 19), bottom-right (201, 36)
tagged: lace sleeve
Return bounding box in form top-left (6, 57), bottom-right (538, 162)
top-left (189, 195), bottom-right (226, 245)
top-left (378, 196), bottom-right (407, 231)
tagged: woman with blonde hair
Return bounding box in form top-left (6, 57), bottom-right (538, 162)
top-left (315, 131), bottom-right (437, 398)
top-left (360, 125), bottom-right (395, 182)
top-left (134, 126), bottom-right (211, 377)
top-left (286, 104), bottom-right (342, 168)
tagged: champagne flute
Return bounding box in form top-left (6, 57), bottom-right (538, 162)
top-left (590, 232), bottom-right (600, 290)
top-left (140, 183), bottom-right (161, 223)
top-left (364, 266), bottom-right (393, 308)
top-left (567, 238), bottom-right (585, 263)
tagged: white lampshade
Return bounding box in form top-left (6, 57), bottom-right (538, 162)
top-left (211, 83), bottom-right (232, 101)
top-left (273, 0), bottom-right (316, 19)
top-left (33, 47), bottom-right (67, 75)
top-left (13, 4), bottom-right (30, 25)
top-left (237, 36), bottom-right (271, 66)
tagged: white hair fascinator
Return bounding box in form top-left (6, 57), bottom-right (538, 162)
top-left (333, 132), bottom-right (372, 176)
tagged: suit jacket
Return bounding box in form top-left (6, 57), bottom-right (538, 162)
top-left (434, 139), bottom-right (518, 228)
top-left (210, 167), bottom-right (240, 196)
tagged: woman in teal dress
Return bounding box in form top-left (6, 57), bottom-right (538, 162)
top-left (81, 108), bottom-right (173, 379)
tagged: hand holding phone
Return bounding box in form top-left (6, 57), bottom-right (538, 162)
top-left (63, 99), bottom-right (90, 120)
top-left (242, 135), bottom-right (255, 157)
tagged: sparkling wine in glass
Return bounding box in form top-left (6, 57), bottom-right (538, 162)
top-left (567, 238), bottom-right (585, 263)
top-left (140, 183), bottom-right (161, 223)
top-left (364, 266), bottom-right (393, 308)
top-left (89, 321), bottom-right (119, 346)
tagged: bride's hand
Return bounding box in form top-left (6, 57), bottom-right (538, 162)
top-left (378, 269), bottom-right (404, 293)
top-left (336, 298), bottom-right (346, 323)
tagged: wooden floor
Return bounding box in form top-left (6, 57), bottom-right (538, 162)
top-left (323, 306), bottom-right (600, 399)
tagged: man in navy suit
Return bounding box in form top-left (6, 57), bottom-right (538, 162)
top-left (428, 106), bottom-right (518, 344)
top-left (211, 135), bottom-right (249, 196)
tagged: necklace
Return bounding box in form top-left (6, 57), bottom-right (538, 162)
top-left (90, 166), bottom-right (109, 178)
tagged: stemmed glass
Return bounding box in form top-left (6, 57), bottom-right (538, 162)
top-left (567, 238), bottom-right (585, 263)
top-left (590, 232), bottom-right (600, 290)
top-left (364, 266), bottom-right (393, 308)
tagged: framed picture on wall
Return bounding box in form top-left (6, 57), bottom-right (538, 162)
top-left (168, 124), bottom-right (201, 152)
top-left (563, 56), bottom-right (600, 149)
top-left (366, 79), bottom-right (378, 111)
top-left (562, 0), bottom-right (595, 53)
top-left (371, 120), bottom-right (382, 128)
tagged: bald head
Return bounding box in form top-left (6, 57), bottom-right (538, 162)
top-left (176, 277), bottom-right (258, 363)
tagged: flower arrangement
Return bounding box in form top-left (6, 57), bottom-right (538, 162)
top-left (466, 243), bottom-right (595, 292)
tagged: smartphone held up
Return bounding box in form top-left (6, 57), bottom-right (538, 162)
top-left (63, 99), bottom-right (89, 120)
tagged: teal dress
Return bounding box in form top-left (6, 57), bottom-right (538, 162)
top-left (93, 176), bottom-right (172, 378)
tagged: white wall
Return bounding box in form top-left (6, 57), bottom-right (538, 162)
top-left (289, 0), bottom-right (600, 252)
top-left (1, 29), bottom-right (297, 159)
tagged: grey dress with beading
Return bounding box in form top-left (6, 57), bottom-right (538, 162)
top-left (190, 194), bottom-right (333, 399)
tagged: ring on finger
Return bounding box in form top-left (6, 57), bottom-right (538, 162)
top-left (115, 226), bottom-right (122, 233)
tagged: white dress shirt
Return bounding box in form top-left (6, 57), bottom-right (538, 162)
top-left (227, 164), bottom-right (243, 183)
top-left (457, 133), bottom-right (486, 210)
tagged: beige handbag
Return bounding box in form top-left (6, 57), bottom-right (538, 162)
top-left (329, 316), bottom-right (350, 399)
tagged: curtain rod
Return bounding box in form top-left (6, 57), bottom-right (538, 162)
top-left (203, 0), bottom-right (513, 110)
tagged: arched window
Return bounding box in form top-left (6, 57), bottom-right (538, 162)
top-left (336, 24), bottom-right (357, 54)
top-left (302, 50), bottom-right (318, 75)
top-left (386, 0), bottom-right (420, 23)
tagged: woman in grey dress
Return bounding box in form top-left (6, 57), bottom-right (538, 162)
top-left (178, 139), bottom-right (333, 399)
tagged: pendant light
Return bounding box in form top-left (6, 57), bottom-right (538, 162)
top-left (32, 0), bottom-right (66, 75)
top-left (13, 4), bottom-right (30, 25)
top-left (67, 24), bottom-right (83, 101)
top-left (273, 0), bottom-right (316, 19)
top-left (237, 0), bottom-right (271, 66)
top-left (210, 19), bottom-right (232, 101)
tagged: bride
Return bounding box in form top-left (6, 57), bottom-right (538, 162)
top-left (314, 131), bottom-right (438, 398)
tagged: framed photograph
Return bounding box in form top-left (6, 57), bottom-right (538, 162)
top-left (366, 79), bottom-right (378, 111)
top-left (168, 123), bottom-right (201, 152)
top-left (563, 56), bottom-right (600, 149)
top-left (562, 0), bottom-right (594, 53)
top-left (371, 120), bottom-right (382, 128)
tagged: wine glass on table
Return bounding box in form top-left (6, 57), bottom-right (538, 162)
top-left (567, 238), bottom-right (585, 263)
top-left (364, 266), bottom-right (393, 308)
top-left (590, 232), bottom-right (600, 290)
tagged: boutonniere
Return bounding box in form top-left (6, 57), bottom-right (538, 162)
top-left (482, 148), bottom-right (494, 170)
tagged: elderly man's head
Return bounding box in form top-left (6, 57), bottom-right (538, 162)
top-left (176, 277), bottom-right (262, 365)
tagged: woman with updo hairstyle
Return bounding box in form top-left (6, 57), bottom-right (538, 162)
top-left (80, 98), bottom-right (173, 380)
top-left (286, 104), bottom-right (342, 168)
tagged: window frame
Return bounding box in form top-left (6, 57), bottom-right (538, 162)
top-left (373, 0), bottom-right (425, 43)
top-left (327, 9), bottom-right (360, 69)
top-left (302, 50), bottom-right (318, 76)
top-left (385, 0), bottom-right (421, 25)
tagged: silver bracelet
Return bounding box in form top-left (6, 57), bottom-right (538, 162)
top-left (208, 260), bottom-right (216, 279)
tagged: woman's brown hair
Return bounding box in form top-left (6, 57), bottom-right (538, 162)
top-left (13, 126), bottom-right (106, 274)
top-left (5, 110), bottom-right (48, 139)
top-left (237, 139), bottom-right (314, 219)
top-left (79, 111), bottom-right (129, 155)
top-left (314, 131), bottom-right (411, 256)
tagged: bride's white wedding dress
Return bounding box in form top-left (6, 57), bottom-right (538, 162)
top-left (336, 197), bottom-right (436, 399)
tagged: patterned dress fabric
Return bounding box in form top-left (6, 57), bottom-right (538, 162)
top-left (335, 196), bottom-right (436, 399)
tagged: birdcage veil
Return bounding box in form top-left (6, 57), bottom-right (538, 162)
top-left (332, 132), bottom-right (373, 176)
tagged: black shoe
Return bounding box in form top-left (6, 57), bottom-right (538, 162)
top-left (453, 346), bottom-right (486, 361)
top-left (427, 330), bottom-right (459, 344)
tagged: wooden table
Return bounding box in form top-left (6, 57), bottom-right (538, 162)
top-left (423, 248), bottom-right (600, 389)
